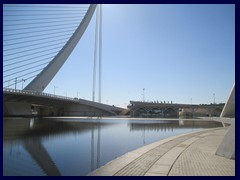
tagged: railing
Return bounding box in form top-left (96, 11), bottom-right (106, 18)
top-left (3, 88), bottom-right (78, 102)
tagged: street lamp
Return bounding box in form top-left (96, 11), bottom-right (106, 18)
top-left (22, 79), bottom-right (25, 90)
top-left (15, 78), bottom-right (17, 90)
top-left (213, 93), bottom-right (215, 104)
top-left (14, 78), bottom-right (26, 90)
top-left (142, 88), bottom-right (145, 102)
top-left (77, 92), bottom-right (80, 98)
top-left (54, 86), bottom-right (58, 95)
top-left (191, 98), bottom-right (193, 118)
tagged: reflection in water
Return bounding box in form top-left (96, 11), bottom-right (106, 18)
top-left (23, 138), bottom-right (61, 176)
top-left (142, 126), bottom-right (145, 145)
top-left (3, 118), bottom-right (222, 176)
top-left (128, 120), bottom-right (222, 132)
top-left (4, 118), bottom-right (61, 176)
top-left (179, 119), bottom-right (184, 126)
top-left (91, 125), bottom-right (94, 171)
top-left (97, 124), bottom-right (101, 168)
top-left (128, 121), bottom-right (175, 132)
top-left (90, 121), bottom-right (102, 171)
top-left (30, 118), bottom-right (34, 129)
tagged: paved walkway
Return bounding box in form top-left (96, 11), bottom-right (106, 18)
top-left (89, 127), bottom-right (235, 176)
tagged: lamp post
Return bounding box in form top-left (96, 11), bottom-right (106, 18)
top-left (22, 79), bottom-right (25, 90)
top-left (54, 86), bottom-right (58, 95)
top-left (77, 92), bottom-right (80, 98)
top-left (191, 98), bottom-right (193, 118)
top-left (142, 88), bottom-right (145, 102)
top-left (14, 78), bottom-right (25, 90)
top-left (15, 78), bottom-right (17, 90)
top-left (213, 93), bottom-right (215, 104)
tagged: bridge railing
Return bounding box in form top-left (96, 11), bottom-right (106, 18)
top-left (3, 88), bottom-right (79, 102)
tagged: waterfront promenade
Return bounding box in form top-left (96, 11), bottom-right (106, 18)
top-left (89, 122), bottom-right (235, 176)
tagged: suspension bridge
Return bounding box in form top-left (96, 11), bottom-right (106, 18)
top-left (3, 4), bottom-right (235, 176)
top-left (3, 4), bottom-right (128, 116)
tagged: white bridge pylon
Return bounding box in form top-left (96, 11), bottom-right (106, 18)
top-left (24, 4), bottom-right (97, 92)
top-left (92, 4), bottom-right (102, 103)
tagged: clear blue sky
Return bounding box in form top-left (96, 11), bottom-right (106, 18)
top-left (43, 4), bottom-right (235, 108)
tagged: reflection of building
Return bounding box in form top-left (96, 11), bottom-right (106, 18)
top-left (128, 120), bottom-right (222, 132)
top-left (129, 122), bottom-right (175, 132)
top-left (128, 101), bottom-right (224, 118)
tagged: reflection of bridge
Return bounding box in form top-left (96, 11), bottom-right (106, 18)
top-left (23, 138), bottom-right (61, 176)
top-left (3, 117), bottom-right (105, 176)
top-left (128, 101), bottom-right (224, 118)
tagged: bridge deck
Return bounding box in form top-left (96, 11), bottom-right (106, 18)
top-left (3, 88), bottom-right (127, 116)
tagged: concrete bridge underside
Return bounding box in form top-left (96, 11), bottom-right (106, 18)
top-left (3, 90), bottom-right (127, 117)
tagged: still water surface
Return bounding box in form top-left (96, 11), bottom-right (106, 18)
top-left (3, 117), bottom-right (222, 176)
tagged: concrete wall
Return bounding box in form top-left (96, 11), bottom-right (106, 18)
top-left (64, 104), bottom-right (110, 116)
top-left (221, 84), bottom-right (235, 118)
top-left (215, 84), bottom-right (235, 159)
top-left (216, 121), bottom-right (235, 159)
top-left (3, 101), bottom-right (112, 117)
top-left (4, 102), bottom-right (32, 116)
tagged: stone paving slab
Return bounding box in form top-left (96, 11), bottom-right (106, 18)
top-left (145, 136), bottom-right (202, 176)
top-left (169, 129), bottom-right (235, 176)
top-left (89, 127), bottom-right (231, 176)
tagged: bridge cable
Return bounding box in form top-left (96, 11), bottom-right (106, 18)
top-left (3, 4), bottom-right (90, 89)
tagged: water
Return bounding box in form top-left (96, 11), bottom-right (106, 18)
top-left (3, 117), bottom-right (222, 176)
